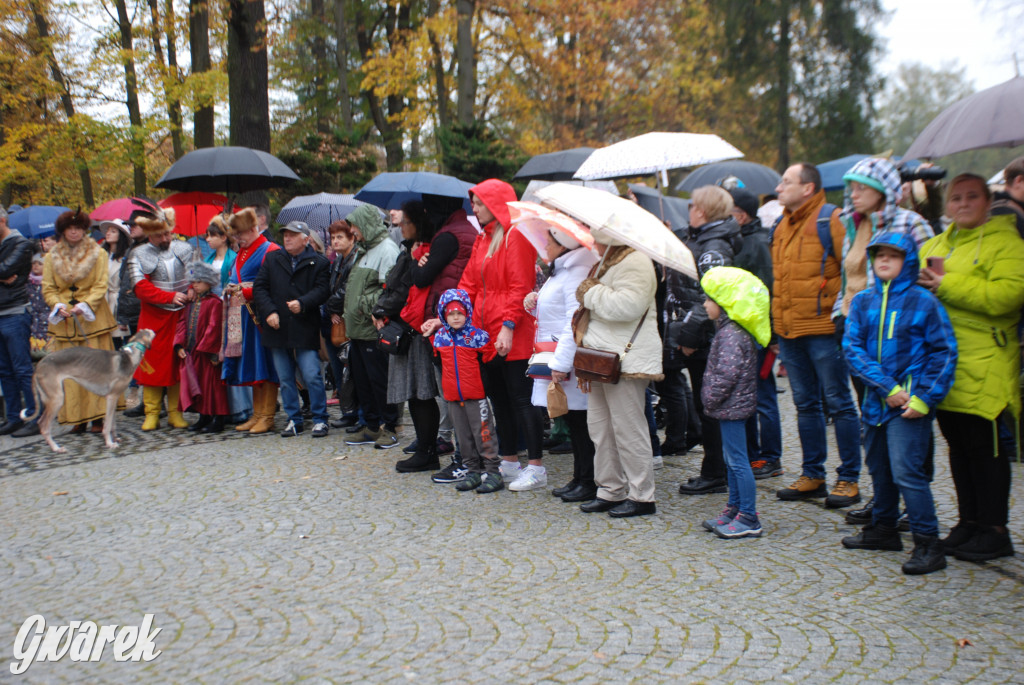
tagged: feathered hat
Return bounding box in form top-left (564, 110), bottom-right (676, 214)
top-left (188, 260), bottom-right (220, 287)
top-left (135, 206), bottom-right (176, 235)
top-left (55, 208), bottom-right (91, 237)
top-left (226, 208), bottom-right (258, 236)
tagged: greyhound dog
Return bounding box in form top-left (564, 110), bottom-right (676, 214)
top-left (20, 328), bottom-right (156, 453)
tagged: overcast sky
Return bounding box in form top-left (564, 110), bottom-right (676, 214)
top-left (880, 0), bottom-right (1020, 90)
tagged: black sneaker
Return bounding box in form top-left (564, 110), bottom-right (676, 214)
top-left (750, 459), bottom-right (783, 480)
top-left (11, 421), bottom-right (40, 437)
top-left (402, 439), bottom-right (419, 454)
top-left (280, 420), bottom-right (303, 437)
top-left (431, 457), bottom-right (468, 483)
top-left (330, 414), bottom-right (358, 429)
top-left (345, 422), bottom-right (367, 434)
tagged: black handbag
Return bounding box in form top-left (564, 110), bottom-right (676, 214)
top-left (377, 319), bottom-right (413, 355)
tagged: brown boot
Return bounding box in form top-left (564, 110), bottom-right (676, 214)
top-left (249, 382), bottom-right (278, 434)
top-left (235, 384), bottom-right (260, 431)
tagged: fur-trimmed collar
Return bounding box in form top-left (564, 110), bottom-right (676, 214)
top-left (595, 245), bottom-right (635, 279)
top-left (49, 239), bottom-right (102, 284)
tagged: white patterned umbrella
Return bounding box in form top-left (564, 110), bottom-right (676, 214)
top-left (573, 132), bottom-right (744, 181)
top-left (534, 183), bottom-right (696, 278)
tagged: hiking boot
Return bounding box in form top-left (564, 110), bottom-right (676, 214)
top-left (750, 459), bottom-right (783, 480)
top-left (345, 427), bottom-right (381, 445)
top-left (941, 521), bottom-right (978, 555)
top-left (715, 513), bottom-right (762, 539)
top-left (395, 450), bottom-right (440, 474)
top-left (476, 473), bottom-right (505, 494)
top-left (825, 480), bottom-right (861, 508)
top-left (897, 510), bottom-right (910, 532)
top-left (509, 465), bottom-right (548, 492)
top-left (902, 533), bottom-right (947, 575)
top-left (952, 526), bottom-right (1015, 562)
top-left (702, 506), bottom-right (739, 532)
top-left (431, 456), bottom-right (468, 483)
top-left (374, 428), bottom-right (399, 449)
top-left (499, 460), bottom-right (523, 481)
top-left (776, 476), bottom-right (826, 501)
top-left (841, 523), bottom-right (903, 551)
top-left (844, 496), bottom-right (875, 524)
top-left (455, 473), bottom-right (483, 491)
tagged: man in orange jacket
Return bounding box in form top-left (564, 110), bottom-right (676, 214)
top-left (770, 163), bottom-right (862, 508)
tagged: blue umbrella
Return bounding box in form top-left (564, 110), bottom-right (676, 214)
top-left (8, 205), bottom-right (71, 239)
top-left (277, 193), bottom-right (383, 250)
top-left (354, 172), bottom-right (474, 213)
top-left (816, 154), bottom-right (870, 191)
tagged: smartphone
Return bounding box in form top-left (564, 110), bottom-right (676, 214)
top-left (926, 256), bottom-right (945, 275)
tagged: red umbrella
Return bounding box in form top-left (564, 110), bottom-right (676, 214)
top-left (91, 196), bottom-right (160, 222)
top-left (158, 192), bottom-right (237, 237)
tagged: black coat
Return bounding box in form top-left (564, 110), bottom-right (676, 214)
top-left (733, 217), bottom-right (773, 293)
top-left (0, 230), bottom-right (33, 310)
top-left (253, 245), bottom-right (331, 350)
top-left (662, 217), bottom-right (741, 367)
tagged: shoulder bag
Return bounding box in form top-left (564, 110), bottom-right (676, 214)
top-left (572, 309), bottom-right (649, 385)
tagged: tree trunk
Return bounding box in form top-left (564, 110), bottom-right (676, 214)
top-left (424, 0), bottom-right (449, 130)
top-left (355, 3), bottom-right (406, 170)
top-left (332, 0), bottom-right (352, 132)
top-left (114, 0), bottom-right (147, 195)
top-left (227, 0), bottom-right (271, 152)
top-left (775, 0), bottom-right (791, 171)
top-left (189, 0), bottom-right (214, 148)
top-left (455, 0), bottom-right (476, 126)
top-left (29, 2), bottom-right (94, 205)
top-left (310, 0), bottom-right (329, 134)
top-left (147, 0), bottom-right (184, 159)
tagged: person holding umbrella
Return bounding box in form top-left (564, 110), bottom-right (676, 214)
top-left (0, 205), bottom-right (38, 437)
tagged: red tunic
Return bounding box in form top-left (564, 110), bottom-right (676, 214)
top-left (134, 276), bottom-right (182, 386)
top-left (174, 294), bottom-right (229, 415)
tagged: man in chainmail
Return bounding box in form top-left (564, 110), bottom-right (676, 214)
top-left (127, 208), bottom-right (193, 431)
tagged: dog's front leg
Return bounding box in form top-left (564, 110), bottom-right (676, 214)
top-left (103, 395), bottom-right (120, 449)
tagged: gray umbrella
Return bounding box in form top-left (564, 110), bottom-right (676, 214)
top-left (904, 76), bottom-right (1024, 159)
top-left (676, 160), bottom-right (781, 195)
top-left (513, 147), bottom-right (595, 181)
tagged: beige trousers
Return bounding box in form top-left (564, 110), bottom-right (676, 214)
top-left (587, 377), bottom-right (655, 503)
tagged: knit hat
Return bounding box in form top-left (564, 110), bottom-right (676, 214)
top-left (188, 261), bottom-right (220, 287)
top-left (728, 188), bottom-right (759, 220)
top-left (444, 300), bottom-right (467, 317)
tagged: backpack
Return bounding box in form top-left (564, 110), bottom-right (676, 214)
top-left (771, 203), bottom-right (838, 315)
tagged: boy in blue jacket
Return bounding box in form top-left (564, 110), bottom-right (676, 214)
top-left (840, 231), bottom-right (957, 575)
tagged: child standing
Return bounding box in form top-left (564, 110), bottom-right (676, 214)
top-left (840, 231), bottom-right (957, 575)
top-left (699, 266), bottom-right (772, 539)
top-left (433, 289), bottom-right (503, 494)
top-left (174, 262), bottom-right (229, 433)
top-left (27, 253), bottom-right (50, 357)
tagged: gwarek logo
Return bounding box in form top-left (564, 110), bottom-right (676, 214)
top-left (10, 614), bottom-right (162, 675)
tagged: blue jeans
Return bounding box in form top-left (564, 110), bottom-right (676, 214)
top-left (778, 335), bottom-right (861, 481)
top-left (745, 347), bottom-right (782, 462)
top-left (721, 419), bottom-right (757, 515)
top-left (269, 347), bottom-right (328, 425)
top-left (0, 312), bottom-right (35, 422)
top-left (865, 416), bottom-right (938, 536)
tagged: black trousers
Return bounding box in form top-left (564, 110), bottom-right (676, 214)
top-left (936, 409), bottom-right (1010, 527)
top-left (565, 408), bottom-right (596, 485)
top-left (481, 356), bottom-right (543, 460)
top-left (656, 368), bottom-right (690, 447)
top-left (408, 398), bottom-right (440, 455)
top-left (686, 356), bottom-right (724, 480)
top-left (348, 340), bottom-right (399, 430)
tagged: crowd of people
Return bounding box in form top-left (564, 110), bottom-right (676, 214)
top-left (1, 155), bottom-right (1022, 577)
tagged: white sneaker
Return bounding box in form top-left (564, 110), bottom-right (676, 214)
top-left (508, 464), bottom-right (548, 491)
top-left (499, 460), bottom-right (524, 481)
top-left (652, 456), bottom-right (664, 470)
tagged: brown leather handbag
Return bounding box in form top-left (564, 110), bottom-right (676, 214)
top-left (572, 309), bottom-right (649, 385)
top-left (330, 320), bottom-right (348, 346)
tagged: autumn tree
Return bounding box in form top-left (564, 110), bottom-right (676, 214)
top-left (227, 0), bottom-right (271, 152)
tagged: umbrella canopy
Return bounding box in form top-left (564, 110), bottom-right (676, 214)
top-left (8, 205), bottom-right (71, 239)
top-left (904, 76), bottom-right (1024, 159)
top-left (154, 146), bottom-right (300, 194)
top-left (507, 201), bottom-right (595, 262)
top-left (277, 193), bottom-right (381, 251)
top-left (534, 183), bottom-right (696, 278)
top-left (158, 192), bottom-right (237, 238)
top-left (90, 196), bottom-right (160, 223)
top-left (816, 154), bottom-right (870, 191)
top-left (354, 172), bottom-right (474, 212)
top-left (676, 160), bottom-right (781, 196)
top-left (573, 132), bottom-right (743, 181)
top-left (628, 184), bottom-right (690, 231)
top-left (513, 147), bottom-right (595, 181)
top-left (520, 179), bottom-right (618, 204)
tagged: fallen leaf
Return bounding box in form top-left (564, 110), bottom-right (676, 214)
top-left (334, 456), bottom-right (348, 460)
top-left (52, 491), bottom-right (69, 496)
top-left (957, 638), bottom-right (972, 648)
top-left (298, 534), bottom-right (310, 539)
top-left (594, 652), bottom-right (606, 659)
top-left (833, 592), bottom-right (845, 598)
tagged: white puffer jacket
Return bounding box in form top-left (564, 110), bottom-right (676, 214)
top-left (580, 247), bottom-right (663, 380)
top-left (530, 247), bottom-right (599, 410)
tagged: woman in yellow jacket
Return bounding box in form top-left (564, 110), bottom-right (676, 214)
top-left (42, 210), bottom-right (119, 429)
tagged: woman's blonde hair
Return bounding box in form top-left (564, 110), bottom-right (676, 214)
top-left (486, 225), bottom-right (504, 258)
top-left (691, 186), bottom-right (734, 222)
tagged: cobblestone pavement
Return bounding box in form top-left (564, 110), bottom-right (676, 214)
top-left (2, 380), bottom-right (1022, 683)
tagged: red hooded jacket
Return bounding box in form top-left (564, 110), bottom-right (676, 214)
top-left (459, 179), bottom-right (537, 362)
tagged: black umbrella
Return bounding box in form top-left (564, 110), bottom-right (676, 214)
top-left (676, 160), bottom-right (781, 195)
top-left (628, 184), bottom-right (690, 231)
top-left (154, 146), bottom-right (300, 194)
top-left (513, 147), bottom-right (595, 181)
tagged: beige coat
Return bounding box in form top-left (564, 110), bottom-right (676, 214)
top-left (580, 247), bottom-right (663, 380)
top-left (43, 239), bottom-right (116, 343)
